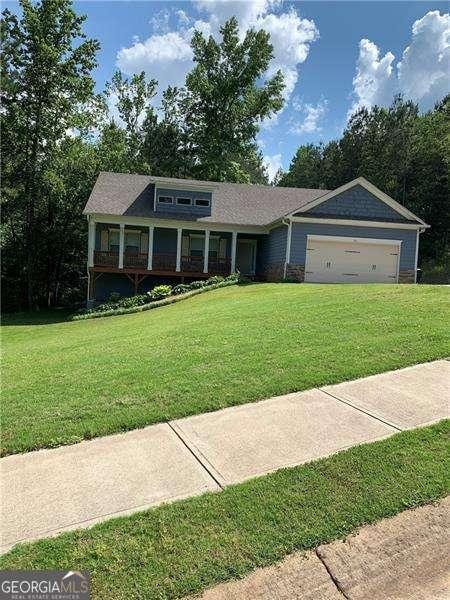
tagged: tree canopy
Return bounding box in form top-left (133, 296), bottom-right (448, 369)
top-left (278, 95), bottom-right (450, 260)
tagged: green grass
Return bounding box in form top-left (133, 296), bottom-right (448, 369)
top-left (3, 283), bottom-right (449, 455)
top-left (1, 421), bottom-right (448, 600)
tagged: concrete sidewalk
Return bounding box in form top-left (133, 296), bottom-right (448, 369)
top-left (1, 360), bottom-right (448, 552)
top-left (194, 496), bottom-right (450, 600)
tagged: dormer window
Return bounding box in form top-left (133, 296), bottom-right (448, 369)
top-left (176, 197), bottom-right (191, 206)
top-left (195, 198), bottom-right (210, 207)
top-left (158, 196), bottom-right (173, 204)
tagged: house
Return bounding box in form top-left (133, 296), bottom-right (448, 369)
top-left (83, 173), bottom-right (429, 304)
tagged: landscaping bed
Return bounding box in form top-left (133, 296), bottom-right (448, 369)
top-left (73, 274), bottom-right (239, 320)
top-left (1, 421), bottom-right (448, 599)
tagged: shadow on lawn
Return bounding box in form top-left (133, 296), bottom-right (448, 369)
top-left (2, 308), bottom-right (75, 326)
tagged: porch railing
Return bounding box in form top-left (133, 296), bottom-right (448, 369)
top-left (94, 250), bottom-right (118, 267)
top-left (124, 252), bottom-right (148, 269)
top-left (93, 251), bottom-right (231, 275)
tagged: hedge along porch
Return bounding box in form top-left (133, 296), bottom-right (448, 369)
top-left (84, 174), bottom-right (429, 304)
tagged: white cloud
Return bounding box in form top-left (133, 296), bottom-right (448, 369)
top-left (398, 10), bottom-right (450, 106)
top-left (263, 153), bottom-right (283, 181)
top-left (259, 10), bottom-right (319, 101)
top-left (117, 29), bottom-right (194, 94)
top-left (351, 10), bottom-right (450, 114)
top-left (290, 98), bottom-right (328, 134)
top-left (116, 1), bottom-right (318, 109)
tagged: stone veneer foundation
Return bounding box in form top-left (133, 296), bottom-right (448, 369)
top-left (398, 269), bottom-right (415, 284)
top-left (285, 264), bottom-right (305, 282)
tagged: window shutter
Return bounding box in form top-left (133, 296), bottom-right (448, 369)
top-left (100, 230), bottom-right (108, 251)
top-left (219, 238), bottom-right (227, 258)
top-left (140, 232), bottom-right (148, 253)
top-left (182, 236), bottom-right (189, 257)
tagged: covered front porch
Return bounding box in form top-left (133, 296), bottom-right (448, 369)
top-left (87, 220), bottom-right (264, 300)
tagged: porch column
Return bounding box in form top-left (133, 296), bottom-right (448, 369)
top-left (147, 225), bottom-right (154, 271)
top-left (203, 229), bottom-right (210, 273)
top-left (118, 223), bottom-right (125, 269)
top-left (88, 218), bottom-right (95, 268)
top-left (231, 231), bottom-right (237, 273)
top-left (176, 227), bottom-right (182, 272)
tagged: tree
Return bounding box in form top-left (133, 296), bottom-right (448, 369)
top-left (1, 0), bottom-right (99, 308)
top-left (277, 95), bottom-right (449, 260)
top-left (106, 70), bottom-right (157, 172)
top-left (184, 17), bottom-right (284, 181)
top-left (277, 144), bottom-right (325, 189)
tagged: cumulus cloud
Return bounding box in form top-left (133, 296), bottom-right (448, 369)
top-left (263, 153), bottom-right (283, 182)
top-left (116, 0), bottom-right (318, 108)
top-left (290, 97), bottom-right (328, 134)
top-left (351, 10), bottom-right (450, 114)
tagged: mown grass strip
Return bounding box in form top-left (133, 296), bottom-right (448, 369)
top-left (3, 283), bottom-right (449, 455)
top-left (1, 421), bottom-right (448, 600)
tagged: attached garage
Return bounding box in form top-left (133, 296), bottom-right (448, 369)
top-left (304, 235), bottom-right (401, 283)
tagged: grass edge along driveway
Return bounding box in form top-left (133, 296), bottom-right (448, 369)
top-left (1, 420), bottom-right (448, 600)
top-left (3, 283), bottom-right (450, 456)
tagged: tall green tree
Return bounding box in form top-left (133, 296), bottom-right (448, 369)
top-left (184, 17), bottom-right (284, 181)
top-left (278, 95), bottom-right (449, 260)
top-left (1, 0), bottom-right (99, 308)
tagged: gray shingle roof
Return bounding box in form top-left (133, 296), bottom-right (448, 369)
top-left (83, 172), bottom-right (329, 227)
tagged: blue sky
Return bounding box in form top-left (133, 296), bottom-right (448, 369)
top-left (6, 1), bottom-right (449, 178)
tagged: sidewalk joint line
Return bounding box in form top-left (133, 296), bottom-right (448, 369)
top-left (315, 548), bottom-right (350, 599)
top-left (319, 388), bottom-right (402, 432)
top-left (167, 422), bottom-right (225, 490)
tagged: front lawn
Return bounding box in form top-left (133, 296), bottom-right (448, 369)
top-left (3, 283), bottom-right (449, 454)
top-left (1, 421), bottom-right (448, 599)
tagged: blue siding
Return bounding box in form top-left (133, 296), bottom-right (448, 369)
top-left (154, 227), bottom-right (177, 253)
top-left (267, 226), bottom-right (287, 264)
top-left (155, 187), bottom-right (212, 218)
top-left (290, 223), bottom-right (417, 270)
top-left (302, 185), bottom-right (408, 222)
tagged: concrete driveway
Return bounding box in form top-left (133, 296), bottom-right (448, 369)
top-left (1, 359), bottom-right (448, 552)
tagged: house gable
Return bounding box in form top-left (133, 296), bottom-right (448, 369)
top-left (289, 177), bottom-right (428, 227)
top-left (302, 184), bottom-right (410, 222)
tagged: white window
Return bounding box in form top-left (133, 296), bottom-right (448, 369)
top-left (158, 196), bottom-right (173, 204)
top-left (195, 198), bottom-right (210, 207)
top-left (190, 236), bottom-right (204, 257)
top-left (176, 197), bottom-right (192, 206)
top-left (189, 235), bottom-right (219, 258)
top-left (125, 231), bottom-right (140, 254)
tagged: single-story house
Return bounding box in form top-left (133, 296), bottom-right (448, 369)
top-left (83, 172), bottom-right (429, 303)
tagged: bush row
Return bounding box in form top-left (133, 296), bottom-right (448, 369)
top-left (71, 274), bottom-right (239, 320)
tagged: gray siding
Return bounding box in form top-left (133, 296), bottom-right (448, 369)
top-left (290, 223), bottom-right (417, 270)
top-left (155, 187), bottom-right (212, 218)
top-left (302, 185), bottom-right (408, 222)
top-left (267, 225), bottom-right (287, 265)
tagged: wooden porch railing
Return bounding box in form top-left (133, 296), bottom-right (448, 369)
top-left (94, 250), bottom-right (119, 267)
top-left (124, 252), bottom-right (148, 269)
top-left (93, 251), bottom-right (231, 275)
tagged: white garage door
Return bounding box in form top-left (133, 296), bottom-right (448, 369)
top-left (304, 235), bottom-right (400, 283)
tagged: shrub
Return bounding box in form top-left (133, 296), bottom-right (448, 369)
top-left (207, 275), bottom-right (224, 285)
top-left (173, 284), bottom-right (191, 295)
top-left (150, 284), bottom-right (172, 300)
top-left (189, 280), bottom-right (207, 289)
top-left (108, 292), bottom-right (122, 303)
top-left (420, 254), bottom-right (450, 284)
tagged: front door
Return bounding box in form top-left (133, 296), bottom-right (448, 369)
top-left (236, 239), bottom-right (256, 275)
